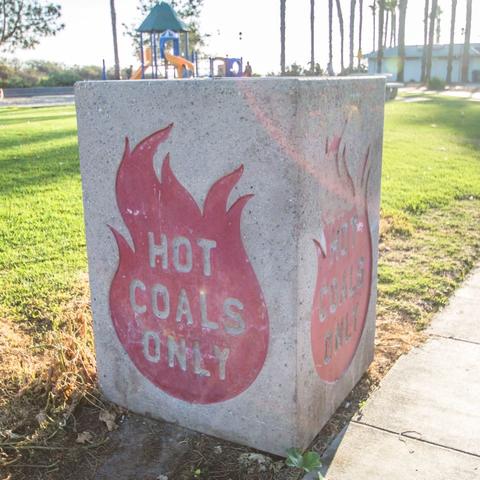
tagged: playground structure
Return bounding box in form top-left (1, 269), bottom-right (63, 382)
top-left (131, 2), bottom-right (244, 80)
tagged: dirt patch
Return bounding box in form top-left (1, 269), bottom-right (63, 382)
top-left (0, 275), bottom-right (100, 479)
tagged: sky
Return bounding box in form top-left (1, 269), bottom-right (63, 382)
top-left (9, 0), bottom-right (480, 75)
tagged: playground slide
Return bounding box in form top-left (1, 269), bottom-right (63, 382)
top-left (131, 47), bottom-right (152, 80)
top-left (164, 52), bottom-right (194, 79)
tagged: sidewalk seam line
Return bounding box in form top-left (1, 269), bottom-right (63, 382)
top-left (428, 333), bottom-right (480, 346)
top-left (352, 420), bottom-right (480, 459)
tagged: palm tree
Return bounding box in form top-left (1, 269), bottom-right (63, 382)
top-left (376, 0), bottom-right (385, 73)
top-left (383, 3), bottom-right (389, 48)
top-left (389, 0), bottom-right (398, 47)
top-left (335, 0), bottom-right (345, 73)
top-left (349, 0), bottom-right (357, 71)
top-left (461, 0), bottom-right (472, 83)
top-left (397, 0), bottom-right (408, 82)
top-left (110, 0), bottom-right (120, 80)
top-left (328, 0), bottom-right (334, 70)
top-left (446, 0), bottom-right (457, 84)
top-left (421, 0), bottom-right (430, 82)
top-left (280, 0), bottom-right (286, 74)
top-left (369, 2), bottom-right (377, 53)
top-left (425, 0), bottom-right (438, 83)
top-left (358, 0), bottom-right (364, 69)
top-left (310, 0), bottom-right (315, 73)
top-left (435, 5), bottom-right (443, 44)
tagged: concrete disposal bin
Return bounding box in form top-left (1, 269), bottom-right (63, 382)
top-left (75, 77), bottom-right (385, 455)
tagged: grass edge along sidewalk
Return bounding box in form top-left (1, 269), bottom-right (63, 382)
top-left (0, 95), bottom-right (480, 479)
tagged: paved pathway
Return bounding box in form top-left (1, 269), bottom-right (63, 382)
top-left (319, 266), bottom-right (480, 480)
top-left (400, 86), bottom-right (480, 102)
top-left (0, 94), bottom-right (74, 107)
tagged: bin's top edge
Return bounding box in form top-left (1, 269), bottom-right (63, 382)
top-left (74, 76), bottom-right (386, 90)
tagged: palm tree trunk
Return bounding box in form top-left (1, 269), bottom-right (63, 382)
top-left (390, 7), bottom-right (396, 47)
top-left (335, 0), bottom-right (345, 73)
top-left (349, 0), bottom-right (356, 71)
top-left (328, 0), bottom-right (334, 67)
top-left (110, 0), bottom-right (120, 80)
top-left (383, 8), bottom-right (389, 48)
top-left (358, 0), bottom-right (363, 69)
top-left (446, 0), bottom-right (457, 84)
top-left (280, 0), bottom-right (286, 74)
top-left (397, 0), bottom-right (408, 82)
top-left (425, 0), bottom-right (438, 83)
top-left (435, 5), bottom-right (442, 44)
top-left (310, 0), bottom-right (315, 73)
top-left (376, 1), bottom-right (385, 73)
top-left (421, 0), bottom-right (430, 82)
top-left (371, 3), bottom-right (376, 53)
top-left (461, 0), bottom-right (472, 83)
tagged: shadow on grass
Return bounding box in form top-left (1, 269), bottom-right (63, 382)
top-left (397, 96), bottom-right (480, 148)
top-left (0, 112), bottom-right (76, 127)
top-left (0, 143), bottom-right (80, 196)
top-left (0, 126), bottom-right (77, 151)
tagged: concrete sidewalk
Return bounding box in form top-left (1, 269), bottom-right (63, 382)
top-left (319, 266), bottom-right (480, 479)
top-left (0, 94), bottom-right (74, 107)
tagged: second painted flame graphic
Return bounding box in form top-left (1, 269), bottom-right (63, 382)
top-left (311, 131), bottom-right (373, 383)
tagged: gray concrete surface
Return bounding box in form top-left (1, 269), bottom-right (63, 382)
top-left (358, 337), bottom-right (480, 455)
top-left (319, 423), bottom-right (480, 480)
top-left (429, 267), bottom-right (480, 343)
top-left (75, 78), bottom-right (385, 455)
top-left (320, 265), bottom-right (480, 479)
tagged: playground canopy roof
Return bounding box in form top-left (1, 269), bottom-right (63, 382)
top-left (137, 2), bottom-right (188, 33)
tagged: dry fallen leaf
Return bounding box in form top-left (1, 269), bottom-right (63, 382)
top-left (35, 411), bottom-right (48, 425)
top-left (76, 431), bottom-right (94, 444)
top-left (99, 410), bottom-right (117, 431)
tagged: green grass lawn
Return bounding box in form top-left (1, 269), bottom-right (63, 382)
top-left (0, 96), bottom-right (479, 330)
top-left (379, 96), bottom-right (480, 327)
top-left (382, 96), bottom-right (480, 214)
top-left (0, 106), bottom-right (85, 324)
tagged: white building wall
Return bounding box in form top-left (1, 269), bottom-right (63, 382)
top-left (367, 55), bottom-right (479, 83)
top-left (431, 59), bottom-right (448, 81)
top-left (470, 58), bottom-right (480, 83)
top-left (404, 59), bottom-right (422, 82)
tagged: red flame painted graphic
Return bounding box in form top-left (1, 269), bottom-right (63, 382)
top-left (109, 125), bottom-right (269, 404)
top-left (311, 132), bottom-right (372, 383)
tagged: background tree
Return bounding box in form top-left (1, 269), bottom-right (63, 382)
top-left (349, 0), bottom-right (356, 71)
top-left (369, 1), bottom-right (377, 53)
top-left (310, 0), bottom-right (315, 73)
top-left (435, 5), bottom-right (442, 44)
top-left (425, 0), bottom-right (438, 83)
top-left (0, 0), bottom-right (64, 52)
top-left (461, 0), bottom-right (472, 83)
top-left (358, 0), bottom-right (363, 68)
top-left (389, 0), bottom-right (398, 47)
top-left (376, 0), bottom-right (385, 73)
top-left (446, 0), bottom-right (457, 84)
top-left (421, 0), bottom-right (430, 81)
top-left (335, 0), bottom-right (345, 73)
top-left (383, 0), bottom-right (390, 48)
top-left (328, 0), bottom-right (334, 70)
top-left (124, 0), bottom-right (204, 57)
top-left (110, 0), bottom-right (120, 80)
top-left (0, 58), bottom-right (104, 87)
top-left (397, 0), bottom-right (407, 82)
top-left (280, 0), bottom-right (286, 74)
